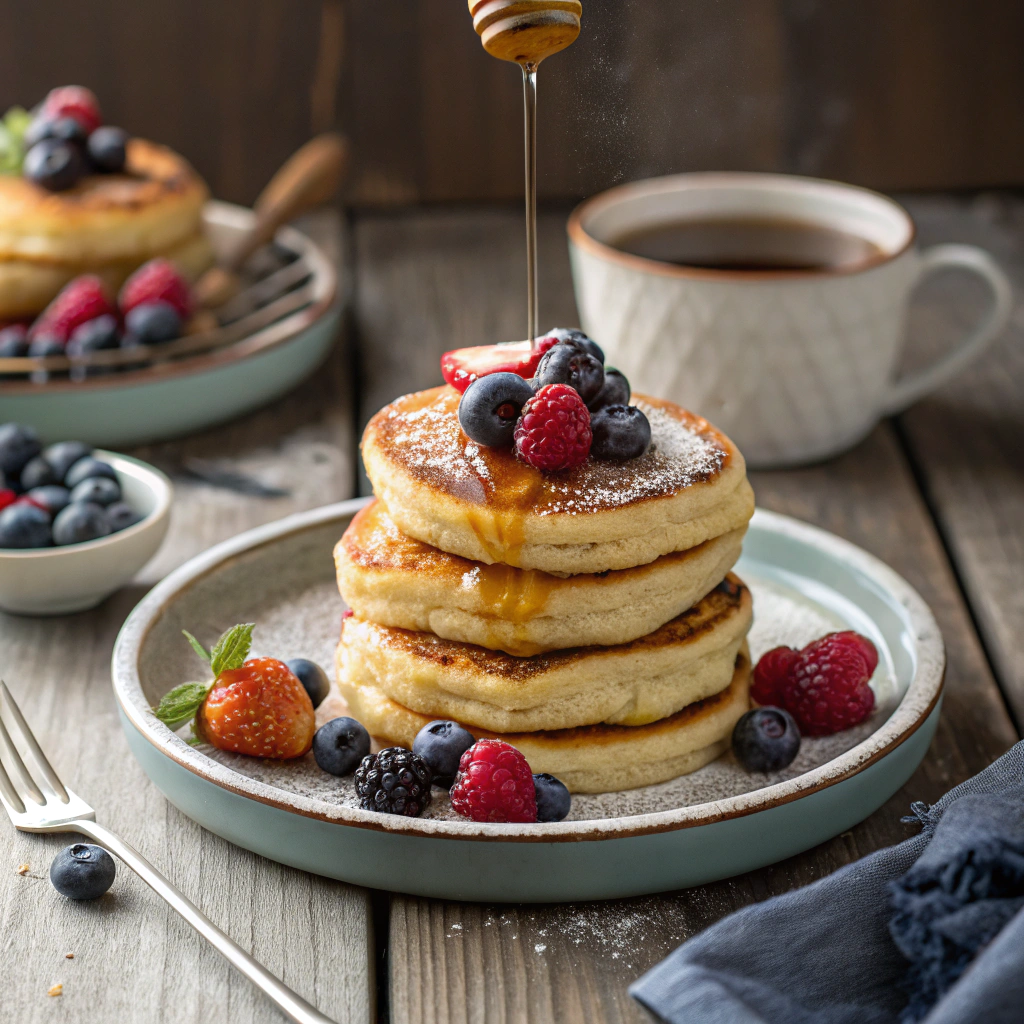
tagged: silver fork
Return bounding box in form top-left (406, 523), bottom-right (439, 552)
top-left (0, 680), bottom-right (337, 1024)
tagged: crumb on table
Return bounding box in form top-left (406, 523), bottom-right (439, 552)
top-left (47, 984), bottom-right (62, 998)
top-left (16, 863), bottom-right (30, 875)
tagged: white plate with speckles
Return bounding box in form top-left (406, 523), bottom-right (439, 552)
top-left (111, 498), bottom-right (945, 902)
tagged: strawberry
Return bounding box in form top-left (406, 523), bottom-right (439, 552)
top-left (153, 623), bottom-right (315, 759)
top-left (41, 86), bottom-right (102, 135)
top-left (440, 336), bottom-right (558, 394)
top-left (31, 275), bottom-right (114, 342)
top-left (119, 258), bottom-right (193, 319)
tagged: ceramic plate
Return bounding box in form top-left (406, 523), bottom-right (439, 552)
top-left (112, 500), bottom-right (944, 902)
top-left (0, 202), bottom-right (339, 447)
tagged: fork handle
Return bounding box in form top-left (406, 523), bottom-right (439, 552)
top-left (72, 820), bottom-right (338, 1024)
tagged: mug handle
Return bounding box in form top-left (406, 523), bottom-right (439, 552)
top-left (882, 244), bottom-right (1014, 414)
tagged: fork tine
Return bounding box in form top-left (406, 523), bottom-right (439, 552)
top-left (0, 681), bottom-right (68, 802)
top-left (0, 752), bottom-right (26, 815)
top-left (0, 711), bottom-right (45, 805)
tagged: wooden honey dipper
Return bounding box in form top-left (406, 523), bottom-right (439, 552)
top-left (468, 0), bottom-right (583, 346)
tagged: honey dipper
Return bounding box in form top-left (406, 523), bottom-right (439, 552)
top-left (468, 1), bottom-right (582, 345)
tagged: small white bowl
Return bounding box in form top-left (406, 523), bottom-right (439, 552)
top-left (0, 450), bottom-right (172, 616)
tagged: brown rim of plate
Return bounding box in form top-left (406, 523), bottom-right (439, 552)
top-left (566, 171), bottom-right (917, 283)
top-left (0, 202), bottom-right (337, 394)
top-left (111, 499), bottom-right (946, 844)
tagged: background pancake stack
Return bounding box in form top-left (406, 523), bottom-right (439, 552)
top-left (335, 385), bottom-right (756, 794)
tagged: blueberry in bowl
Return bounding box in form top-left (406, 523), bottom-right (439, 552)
top-left (0, 431), bottom-right (171, 615)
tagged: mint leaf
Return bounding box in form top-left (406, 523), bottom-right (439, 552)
top-left (0, 106), bottom-right (31, 174)
top-left (152, 681), bottom-right (211, 730)
top-left (209, 623), bottom-right (254, 675)
top-left (182, 630), bottom-right (210, 663)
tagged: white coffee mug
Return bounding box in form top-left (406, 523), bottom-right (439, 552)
top-left (568, 172), bottom-right (1013, 467)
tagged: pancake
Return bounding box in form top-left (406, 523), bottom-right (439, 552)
top-left (361, 386), bottom-right (755, 574)
top-left (336, 498), bottom-right (746, 655)
top-left (0, 138), bottom-right (210, 318)
top-left (0, 231), bottom-right (213, 319)
top-left (337, 574), bottom-right (752, 732)
top-left (340, 647), bottom-right (752, 793)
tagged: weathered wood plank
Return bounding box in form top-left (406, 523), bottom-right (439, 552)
top-left (895, 194), bottom-right (1024, 730)
top-left (0, 211), bottom-right (372, 1024)
top-left (352, 208), bottom-right (1017, 1024)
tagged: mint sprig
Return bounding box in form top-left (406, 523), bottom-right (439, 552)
top-left (152, 623), bottom-right (256, 730)
top-left (0, 106), bottom-right (32, 175)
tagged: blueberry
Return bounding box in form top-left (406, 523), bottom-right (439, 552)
top-left (19, 455), bottom-right (57, 491)
top-left (87, 126), bottom-right (128, 173)
top-left (732, 707), bottom-right (801, 772)
top-left (49, 843), bottom-right (116, 900)
top-left (542, 327), bottom-right (604, 364)
top-left (52, 502), bottom-right (110, 546)
top-left (590, 405), bottom-right (652, 461)
top-left (312, 717), bottom-right (371, 776)
top-left (27, 485), bottom-right (71, 516)
top-left (70, 475), bottom-right (121, 507)
top-left (0, 503), bottom-right (51, 548)
top-left (0, 325), bottom-right (28, 357)
top-left (67, 314), bottom-right (119, 356)
top-left (533, 773), bottom-right (572, 822)
top-left (587, 367), bottom-right (630, 411)
top-left (124, 301), bottom-right (182, 344)
top-left (64, 456), bottom-right (117, 489)
top-left (27, 334), bottom-right (66, 383)
top-left (533, 340), bottom-right (605, 403)
top-left (23, 138), bottom-right (86, 192)
top-left (412, 719), bottom-right (476, 788)
top-left (43, 440), bottom-right (92, 482)
top-left (0, 423), bottom-right (42, 477)
top-left (458, 372), bottom-right (535, 447)
top-left (24, 116), bottom-right (88, 150)
top-left (286, 657), bottom-right (330, 709)
top-left (105, 501), bottom-right (141, 532)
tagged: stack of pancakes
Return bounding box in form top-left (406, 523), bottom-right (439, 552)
top-left (0, 138), bottom-right (213, 319)
top-left (335, 385), bottom-right (756, 793)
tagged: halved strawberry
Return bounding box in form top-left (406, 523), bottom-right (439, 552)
top-left (441, 337), bottom-right (558, 393)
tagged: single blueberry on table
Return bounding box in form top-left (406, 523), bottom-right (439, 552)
top-left (312, 717), bottom-right (371, 777)
top-left (50, 843), bottom-right (116, 900)
top-left (458, 372), bottom-right (535, 448)
top-left (52, 502), bottom-right (110, 546)
top-left (732, 707), bottom-right (802, 773)
top-left (105, 501), bottom-right (141, 533)
top-left (124, 301), bottom-right (182, 345)
top-left (590, 404), bottom-right (652, 461)
top-left (43, 441), bottom-right (93, 482)
top-left (413, 719), bottom-right (476, 788)
top-left (533, 773), bottom-right (572, 822)
top-left (27, 485), bottom-right (71, 516)
top-left (19, 455), bottom-right (57, 491)
top-left (0, 503), bottom-right (51, 548)
top-left (285, 657), bottom-right (330, 709)
top-left (0, 423), bottom-right (42, 478)
top-left (69, 475), bottom-right (121, 507)
top-left (64, 456), bottom-right (117, 489)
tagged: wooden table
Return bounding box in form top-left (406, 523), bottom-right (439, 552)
top-left (2, 197), bottom-right (1021, 1023)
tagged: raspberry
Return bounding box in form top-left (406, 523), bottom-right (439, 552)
top-left (780, 632), bottom-right (876, 736)
top-left (836, 630), bottom-right (878, 675)
top-left (450, 738), bottom-right (537, 823)
top-left (42, 86), bottom-right (102, 135)
top-left (751, 646), bottom-right (799, 706)
top-left (513, 383), bottom-right (592, 471)
top-left (355, 747), bottom-right (432, 817)
top-left (31, 276), bottom-right (114, 343)
top-left (119, 258), bottom-right (193, 319)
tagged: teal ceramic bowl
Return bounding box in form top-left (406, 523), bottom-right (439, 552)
top-left (111, 500), bottom-right (944, 903)
top-left (0, 202), bottom-right (339, 447)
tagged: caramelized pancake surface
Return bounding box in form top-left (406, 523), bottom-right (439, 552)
top-left (362, 387), bottom-right (754, 573)
top-left (338, 575), bottom-right (752, 732)
top-left (336, 499), bottom-right (746, 654)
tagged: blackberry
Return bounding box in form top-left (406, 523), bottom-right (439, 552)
top-left (355, 746), bottom-right (432, 817)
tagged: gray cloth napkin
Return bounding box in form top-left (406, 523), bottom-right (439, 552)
top-left (629, 741), bottom-right (1024, 1024)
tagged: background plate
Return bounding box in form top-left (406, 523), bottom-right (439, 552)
top-left (112, 499), bottom-right (944, 902)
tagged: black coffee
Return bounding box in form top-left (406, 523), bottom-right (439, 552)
top-left (608, 216), bottom-right (886, 272)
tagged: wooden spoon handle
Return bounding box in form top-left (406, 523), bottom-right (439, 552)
top-left (223, 133), bottom-right (348, 272)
